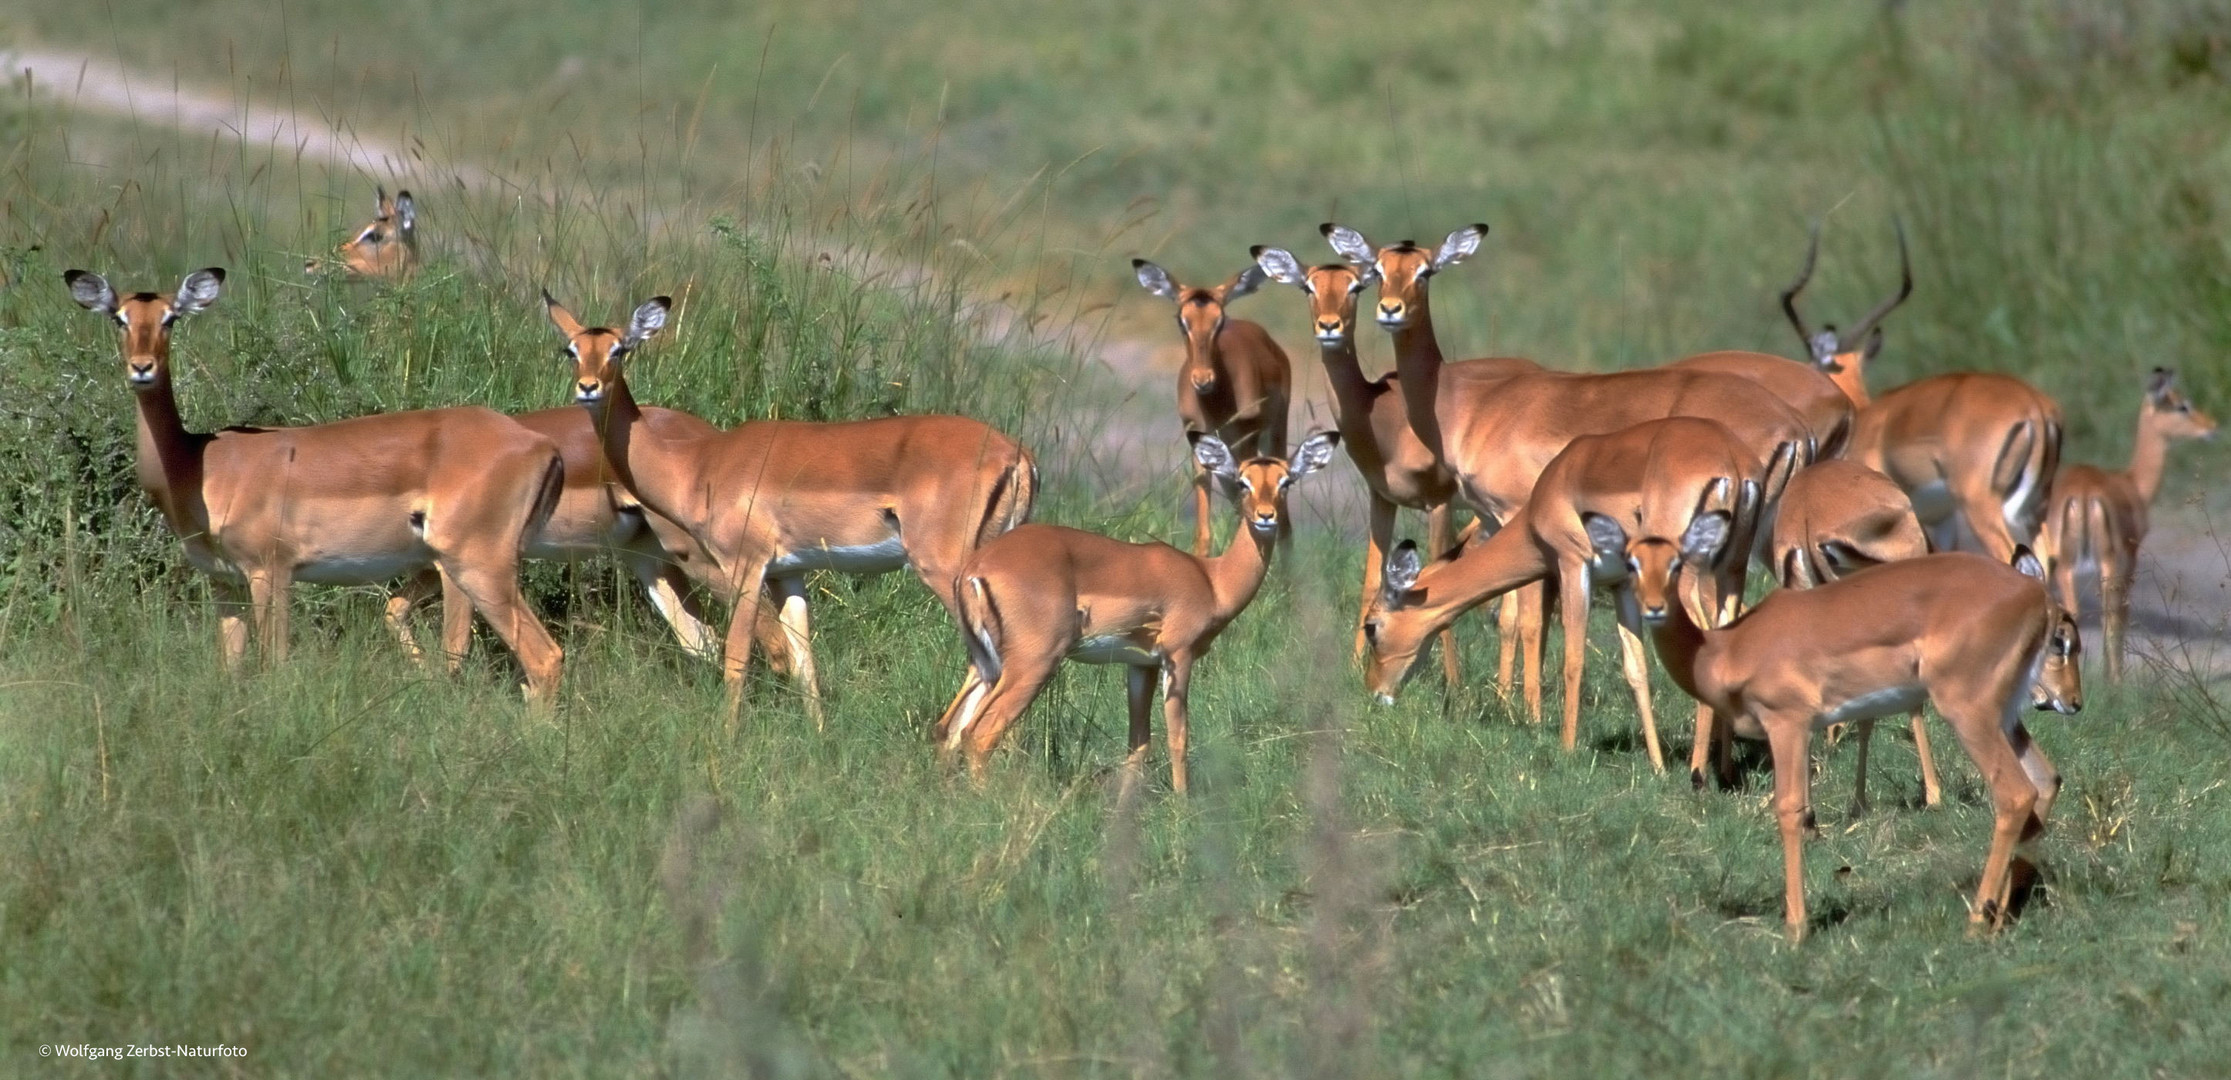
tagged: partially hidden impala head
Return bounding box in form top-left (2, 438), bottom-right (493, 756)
top-left (2013, 546), bottom-right (2084, 716)
top-left (1591, 509), bottom-right (1736, 629)
top-left (2143, 367), bottom-right (2218, 443)
top-left (309, 187), bottom-right (417, 279)
top-left (1780, 219), bottom-right (1911, 400)
top-left (1134, 258), bottom-right (1266, 394)
top-left (1191, 429), bottom-right (1340, 538)
top-left (1251, 245), bottom-right (1377, 344)
top-left (545, 290), bottom-right (671, 406)
top-left (1321, 221), bottom-right (1487, 331)
top-left (63, 268), bottom-right (226, 391)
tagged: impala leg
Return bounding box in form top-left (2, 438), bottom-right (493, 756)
top-left (1849, 718), bottom-right (1876, 817)
top-left (1162, 653), bottom-right (1196, 796)
top-left (1687, 703), bottom-right (1721, 790)
top-left (1427, 502), bottom-right (1463, 685)
top-left (1519, 581), bottom-right (1546, 724)
top-left (247, 566), bottom-right (292, 668)
top-left (1764, 715), bottom-right (1816, 942)
top-left (1357, 496), bottom-right (1396, 661)
top-left (934, 669), bottom-right (987, 748)
top-left (444, 555), bottom-right (564, 711)
top-left (1191, 464), bottom-right (1214, 558)
top-left (1556, 565), bottom-right (1591, 752)
top-left (1933, 688), bottom-right (2041, 933)
top-left (624, 547), bottom-right (720, 659)
top-left (718, 559), bottom-right (773, 735)
top-left (2102, 545), bottom-right (2135, 684)
top-left (1911, 710), bottom-right (1942, 808)
top-left (214, 579), bottom-right (251, 674)
top-left (437, 564), bottom-right (470, 675)
top-left (1495, 591), bottom-right (1520, 693)
top-left (384, 568), bottom-right (441, 667)
top-left (1613, 592), bottom-right (1664, 774)
top-left (960, 654), bottom-right (1063, 783)
top-left (771, 577), bottom-right (824, 731)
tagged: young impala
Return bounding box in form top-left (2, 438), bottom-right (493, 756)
top-left (1769, 459), bottom-right (1940, 811)
top-left (550, 292), bottom-right (1037, 730)
top-left (936, 432), bottom-right (1339, 793)
top-left (1627, 514), bottom-right (2081, 942)
top-left (306, 187), bottom-right (417, 279)
top-left (1362, 417), bottom-right (1794, 772)
top-left (66, 268), bottom-right (567, 706)
top-left (2041, 368), bottom-right (2217, 680)
top-left (1132, 259), bottom-right (1292, 555)
top-left (1783, 222), bottom-right (2064, 560)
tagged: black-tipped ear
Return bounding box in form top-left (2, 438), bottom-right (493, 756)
top-left (1680, 511), bottom-right (1734, 566)
top-left (1192, 433), bottom-right (1237, 478)
top-left (175, 268), bottom-right (225, 315)
top-left (1582, 512), bottom-right (1627, 560)
top-left (1253, 246), bottom-right (1307, 287)
top-left (1433, 223), bottom-right (1488, 270)
top-left (1322, 223), bottom-right (1376, 266)
top-left (2146, 367), bottom-right (2176, 404)
top-left (2012, 545), bottom-right (2045, 582)
top-left (625, 296), bottom-right (671, 346)
top-left (1224, 263), bottom-right (1266, 303)
top-left (64, 270), bottom-right (118, 314)
top-left (1382, 539), bottom-right (1422, 603)
top-left (1133, 259), bottom-right (1177, 298)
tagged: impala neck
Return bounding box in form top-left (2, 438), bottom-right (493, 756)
top-left (2127, 409), bottom-right (2172, 504)
top-left (1643, 594), bottom-right (1712, 707)
top-left (1391, 522), bottom-right (1549, 642)
top-left (586, 373), bottom-right (676, 516)
top-left (1388, 295), bottom-right (1448, 463)
top-left (130, 377), bottom-right (209, 533)
top-left (1317, 334), bottom-right (1379, 442)
top-left (1201, 519), bottom-right (1279, 623)
top-left (1825, 354), bottom-right (1870, 409)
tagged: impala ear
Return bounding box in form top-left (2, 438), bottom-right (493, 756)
top-left (1191, 432), bottom-right (1238, 478)
top-left (2146, 367), bottom-right (2177, 405)
top-left (2012, 545), bottom-right (2046, 582)
top-left (1680, 511), bottom-right (1734, 566)
top-left (1252, 245), bottom-right (1307, 287)
top-left (1382, 539), bottom-right (1422, 604)
top-left (542, 288), bottom-right (586, 339)
top-left (174, 268), bottom-right (226, 315)
top-left (392, 190), bottom-right (416, 234)
top-left (1321, 222), bottom-right (1376, 267)
top-left (1433, 222), bottom-right (1488, 270)
top-left (375, 185), bottom-right (391, 217)
top-left (1222, 263), bottom-right (1266, 303)
top-left (625, 296), bottom-right (671, 347)
top-left (1582, 513), bottom-right (1628, 561)
top-left (1133, 259), bottom-right (1177, 298)
top-left (63, 270), bottom-right (118, 314)
top-left (1289, 431), bottom-right (1341, 480)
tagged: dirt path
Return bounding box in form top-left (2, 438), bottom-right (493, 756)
top-left (11, 42), bottom-right (2223, 681)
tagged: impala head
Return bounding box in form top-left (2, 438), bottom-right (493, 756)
top-left (1192, 429), bottom-right (1339, 538)
top-left (2142, 368), bottom-right (2218, 442)
top-left (1591, 509), bottom-right (1735, 628)
top-left (2014, 546), bottom-right (2084, 715)
top-left (1322, 222), bottom-right (1486, 331)
top-left (64, 268), bottom-right (225, 391)
top-left (545, 290), bottom-right (670, 406)
top-left (309, 187), bottom-right (417, 279)
top-left (1134, 258), bottom-right (1265, 394)
top-left (1359, 539), bottom-right (1439, 702)
top-left (1252, 245), bottom-right (1377, 344)
top-left (1781, 219), bottom-right (1911, 396)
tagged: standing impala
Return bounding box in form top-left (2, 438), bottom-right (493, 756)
top-left (550, 291), bottom-right (1037, 729)
top-left (1361, 417), bottom-right (1793, 772)
top-left (2041, 368), bottom-right (2217, 681)
top-left (1770, 459), bottom-right (1941, 811)
top-left (1783, 223), bottom-right (2064, 560)
top-left (1250, 244), bottom-right (1464, 679)
top-left (1627, 514), bottom-right (2080, 941)
top-left (936, 432), bottom-right (1339, 792)
top-left (306, 187), bottom-right (417, 279)
top-left (1132, 259), bottom-right (1291, 555)
top-left (65, 268), bottom-right (567, 705)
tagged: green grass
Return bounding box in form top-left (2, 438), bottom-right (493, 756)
top-left (5, 2), bottom-right (2231, 1076)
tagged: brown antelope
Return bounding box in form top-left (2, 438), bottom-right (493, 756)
top-left (1770, 459), bottom-right (1941, 811)
top-left (1782, 222), bottom-right (2064, 560)
top-left (550, 291), bottom-right (1037, 729)
top-left (1328, 221), bottom-right (1816, 719)
top-left (1250, 244), bottom-right (1464, 679)
top-left (1668, 350), bottom-right (1854, 462)
top-left (307, 187), bottom-right (417, 279)
top-left (935, 432), bottom-right (1339, 792)
top-left (1630, 516), bottom-right (2081, 941)
top-left (66, 268), bottom-right (567, 706)
top-left (1132, 259), bottom-right (1292, 555)
top-left (1361, 417), bottom-right (1795, 771)
top-left (2041, 368), bottom-right (2218, 681)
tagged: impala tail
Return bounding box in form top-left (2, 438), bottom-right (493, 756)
top-left (979, 448), bottom-right (1039, 545)
top-left (1995, 415), bottom-right (2063, 541)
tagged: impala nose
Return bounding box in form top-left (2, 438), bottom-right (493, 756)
top-left (1376, 301), bottom-right (1405, 326)
top-left (127, 360), bottom-right (158, 385)
top-left (1640, 603), bottom-right (1668, 625)
top-left (1315, 317), bottom-right (1343, 339)
top-left (575, 379), bottom-right (603, 402)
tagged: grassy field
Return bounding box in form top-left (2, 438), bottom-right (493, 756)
top-left (5, 2), bottom-right (2231, 1076)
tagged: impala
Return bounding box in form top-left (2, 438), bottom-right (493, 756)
top-left (1783, 222), bottom-right (2063, 560)
top-left (550, 291), bottom-right (1037, 729)
top-left (2041, 368), bottom-right (2217, 681)
top-left (66, 268), bottom-right (566, 705)
top-left (1628, 515), bottom-right (2080, 941)
top-left (936, 432), bottom-right (1339, 792)
top-left (306, 187), bottom-right (417, 279)
top-left (1132, 259), bottom-right (1292, 555)
top-left (1328, 222), bottom-right (1816, 719)
top-left (1769, 458), bottom-right (1940, 811)
top-left (1362, 417), bottom-right (1794, 771)
top-left (1251, 244), bottom-right (1464, 679)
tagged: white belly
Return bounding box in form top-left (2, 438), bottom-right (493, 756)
top-left (1069, 634), bottom-right (1160, 666)
top-left (1907, 480), bottom-right (1955, 526)
top-left (1817, 683), bottom-right (1927, 728)
top-left (766, 536), bottom-right (909, 575)
top-left (294, 551), bottom-right (430, 585)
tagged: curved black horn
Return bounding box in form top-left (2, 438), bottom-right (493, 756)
top-left (1779, 221), bottom-right (1822, 352)
top-left (1842, 218), bottom-right (1913, 345)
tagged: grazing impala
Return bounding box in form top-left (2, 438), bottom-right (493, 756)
top-left (936, 432), bottom-right (1339, 792)
top-left (1328, 222), bottom-right (1815, 718)
top-left (1250, 244), bottom-right (1465, 678)
top-left (307, 187), bottom-right (417, 279)
top-left (550, 291), bottom-right (1037, 729)
top-left (1770, 459), bottom-right (1941, 811)
top-left (1362, 417), bottom-right (1794, 771)
top-left (66, 268), bottom-right (567, 705)
top-left (1132, 259), bottom-right (1292, 555)
top-left (1782, 222), bottom-right (2064, 560)
top-left (1628, 514), bottom-right (2080, 941)
top-left (2041, 368), bottom-right (2217, 681)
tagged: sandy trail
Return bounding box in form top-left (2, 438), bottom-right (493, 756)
top-left (10, 42), bottom-right (2223, 682)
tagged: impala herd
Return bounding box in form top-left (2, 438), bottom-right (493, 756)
top-left (67, 190), bottom-right (2214, 941)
